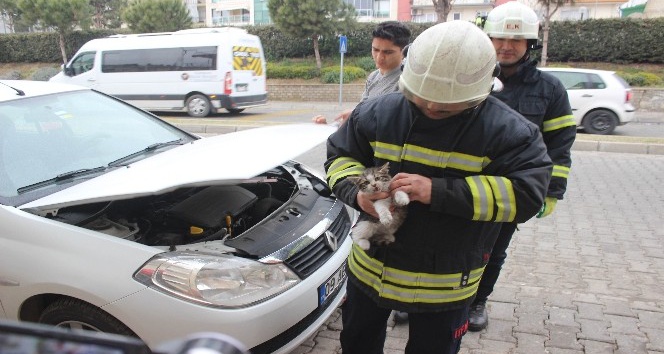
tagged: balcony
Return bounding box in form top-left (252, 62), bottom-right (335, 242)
top-left (355, 9), bottom-right (390, 19)
top-left (212, 14), bottom-right (251, 26)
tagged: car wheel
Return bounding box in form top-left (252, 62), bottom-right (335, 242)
top-left (226, 108), bottom-right (245, 114)
top-left (186, 94), bottom-right (211, 117)
top-left (39, 298), bottom-right (136, 336)
top-left (582, 109), bottom-right (618, 135)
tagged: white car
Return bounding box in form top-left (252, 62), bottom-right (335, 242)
top-left (0, 80), bottom-right (353, 354)
top-left (540, 67), bottom-right (636, 135)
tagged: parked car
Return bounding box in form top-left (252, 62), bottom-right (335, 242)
top-left (0, 80), bottom-right (353, 354)
top-left (540, 67), bottom-right (635, 135)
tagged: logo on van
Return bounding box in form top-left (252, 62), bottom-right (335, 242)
top-left (233, 46), bottom-right (263, 76)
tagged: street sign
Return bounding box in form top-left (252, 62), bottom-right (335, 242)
top-left (338, 35), bottom-right (347, 105)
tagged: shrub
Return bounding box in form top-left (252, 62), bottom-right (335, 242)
top-left (267, 63), bottom-right (319, 79)
top-left (0, 70), bottom-right (21, 80)
top-left (30, 66), bottom-right (61, 81)
top-left (618, 71), bottom-right (663, 87)
top-left (320, 66), bottom-right (366, 84)
top-left (353, 57), bottom-right (376, 73)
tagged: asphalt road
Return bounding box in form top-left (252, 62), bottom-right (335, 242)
top-left (157, 102), bottom-right (664, 139)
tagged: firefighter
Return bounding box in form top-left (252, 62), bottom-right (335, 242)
top-left (325, 20), bottom-right (553, 354)
top-left (468, 1), bottom-right (577, 332)
top-left (475, 12), bottom-right (484, 27)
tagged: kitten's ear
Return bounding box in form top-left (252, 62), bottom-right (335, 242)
top-left (378, 162), bottom-right (390, 173)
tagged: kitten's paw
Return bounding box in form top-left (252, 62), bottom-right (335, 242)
top-left (357, 239), bottom-right (370, 250)
top-left (393, 190), bottom-right (410, 206)
top-left (378, 211), bottom-right (393, 225)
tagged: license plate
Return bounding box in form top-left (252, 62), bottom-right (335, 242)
top-left (318, 262), bottom-right (347, 306)
top-left (236, 84), bottom-right (248, 92)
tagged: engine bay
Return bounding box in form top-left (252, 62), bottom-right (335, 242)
top-left (47, 162), bottom-right (332, 251)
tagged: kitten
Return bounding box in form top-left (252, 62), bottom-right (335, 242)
top-left (347, 162), bottom-right (410, 250)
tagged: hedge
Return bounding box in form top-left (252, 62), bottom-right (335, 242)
top-left (1, 19), bottom-right (663, 64)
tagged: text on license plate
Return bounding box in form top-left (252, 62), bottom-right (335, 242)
top-left (318, 262), bottom-right (347, 306)
top-left (236, 84), bottom-right (248, 92)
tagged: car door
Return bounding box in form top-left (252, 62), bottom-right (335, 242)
top-left (51, 51), bottom-right (99, 90)
top-left (546, 70), bottom-right (596, 125)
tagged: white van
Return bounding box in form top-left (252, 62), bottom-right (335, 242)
top-left (50, 28), bottom-right (267, 117)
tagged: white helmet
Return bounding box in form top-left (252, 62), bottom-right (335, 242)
top-left (399, 20), bottom-right (497, 105)
top-left (484, 1), bottom-right (540, 40)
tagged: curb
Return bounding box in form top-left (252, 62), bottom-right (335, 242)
top-left (172, 122), bottom-right (664, 156)
top-left (572, 139), bottom-right (664, 155)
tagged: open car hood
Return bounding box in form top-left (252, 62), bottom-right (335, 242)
top-left (21, 124), bottom-right (336, 211)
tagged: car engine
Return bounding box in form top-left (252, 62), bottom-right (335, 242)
top-left (48, 162), bottom-right (330, 250)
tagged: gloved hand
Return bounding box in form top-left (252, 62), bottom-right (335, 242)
top-left (537, 197), bottom-right (558, 218)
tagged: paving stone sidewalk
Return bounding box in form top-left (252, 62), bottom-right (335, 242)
top-left (291, 150), bottom-right (664, 354)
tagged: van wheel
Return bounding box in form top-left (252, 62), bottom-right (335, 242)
top-left (226, 108), bottom-right (245, 114)
top-left (186, 94), bottom-right (211, 117)
top-left (583, 109), bottom-right (617, 135)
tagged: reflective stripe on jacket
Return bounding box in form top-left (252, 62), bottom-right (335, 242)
top-left (325, 93), bottom-right (552, 312)
top-left (493, 59), bottom-right (576, 199)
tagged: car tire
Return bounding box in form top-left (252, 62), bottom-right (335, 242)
top-left (39, 298), bottom-right (136, 336)
top-left (226, 108), bottom-right (245, 114)
top-left (186, 94), bottom-right (211, 117)
top-left (582, 109), bottom-right (618, 135)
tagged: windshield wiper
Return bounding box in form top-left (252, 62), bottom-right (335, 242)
top-left (17, 166), bottom-right (108, 194)
top-left (108, 138), bottom-right (185, 167)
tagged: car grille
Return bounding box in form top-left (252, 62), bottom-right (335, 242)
top-left (285, 208), bottom-right (351, 278)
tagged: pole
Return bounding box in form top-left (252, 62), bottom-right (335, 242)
top-left (339, 52), bottom-right (344, 106)
top-left (338, 35), bottom-right (347, 107)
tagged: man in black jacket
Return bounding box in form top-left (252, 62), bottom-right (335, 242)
top-left (325, 20), bottom-right (553, 354)
top-left (468, 1), bottom-right (577, 332)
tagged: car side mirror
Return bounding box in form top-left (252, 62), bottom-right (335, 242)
top-left (63, 66), bottom-right (74, 77)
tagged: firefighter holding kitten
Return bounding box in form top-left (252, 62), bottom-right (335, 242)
top-left (325, 21), bottom-right (553, 354)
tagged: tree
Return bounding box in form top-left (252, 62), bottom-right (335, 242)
top-left (18, 0), bottom-right (92, 64)
top-left (90, 0), bottom-right (127, 29)
top-left (268, 0), bottom-right (357, 69)
top-left (122, 0), bottom-right (192, 33)
top-left (536, 0), bottom-right (573, 66)
top-left (0, 0), bottom-right (21, 33)
top-left (432, 0), bottom-right (453, 23)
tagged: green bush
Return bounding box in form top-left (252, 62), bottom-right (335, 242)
top-left (618, 71), bottom-right (663, 87)
top-left (320, 66), bottom-right (366, 84)
top-left (30, 66), bottom-right (61, 81)
top-left (352, 57), bottom-right (376, 73)
top-left (0, 70), bottom-right (21, 80)
top-left (267, 63), bottom-right (319, 79)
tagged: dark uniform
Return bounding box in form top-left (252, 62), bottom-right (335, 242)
top-left (474, 58), bottom-right (576, 305)
top-left (325, 92), bottom-right (553, 353)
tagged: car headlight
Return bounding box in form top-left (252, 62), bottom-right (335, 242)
top-left (134, 252), bottom-right (300, 308)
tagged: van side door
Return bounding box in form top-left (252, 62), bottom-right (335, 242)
top-left (64, 51), bottom-right (99, 88)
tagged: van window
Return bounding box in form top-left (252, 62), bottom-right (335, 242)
top-left (70, 52), bottom-right (96, 76)
top-left (101, 46), bottom-right (217, 73)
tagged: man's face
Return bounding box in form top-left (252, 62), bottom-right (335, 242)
top-left (491, 38), bottom-right (528, 66)
top-left (371, 37), bottom-right (403, 74)
top-left (407, 94), bottom-right (478, 120)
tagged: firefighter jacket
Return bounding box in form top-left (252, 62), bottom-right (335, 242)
top-left (325, 92), bottom-right (552, 313)
top-left (493, 59), bottom-right (576, 200)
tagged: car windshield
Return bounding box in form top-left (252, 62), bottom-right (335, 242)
top-left (0, 90), bottom-right (194, 198)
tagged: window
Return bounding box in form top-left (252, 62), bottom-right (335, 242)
top-left (70, 52), bottom-right (96, 76)
top-left (101, 46), bottom-right (217, 73)
top-left (547, 71), bottom-right (588, 90)
top-left (588, 74), bottom-right (606, 89)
